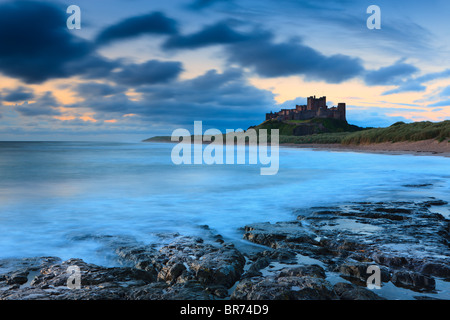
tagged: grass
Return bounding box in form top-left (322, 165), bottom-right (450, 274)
top-left (143, 120), bottom-right (450, 145)
top-left (341, 120), bottom-right (450, 145)
top-left (250, 118), bottom-right (363, 135)
top-left (249, 120), bottom-right (296, 136)
top-left (279, 132), bottom-right (353, 144)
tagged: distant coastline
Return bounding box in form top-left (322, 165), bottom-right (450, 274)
top-left (144, 136), bottom-right (450, 157)
top-left (143, 119), bottom-right (450, 157)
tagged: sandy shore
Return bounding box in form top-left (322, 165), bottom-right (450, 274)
top-left (281, 139), bottom-right (450, 157)
top-left (147, 138), bottom-right (450, 158)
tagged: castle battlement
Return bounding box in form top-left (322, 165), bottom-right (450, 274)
top-left (266, 96), bottom-right (346, 122)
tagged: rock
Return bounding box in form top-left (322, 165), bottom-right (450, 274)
top-left (371, 253), bottom-right (411, 268)
top-left (6, 271), bottom-right (29, 285)
top-left (190, 246), bottom-right (245, 288)
top-left (157, 262), bottom-right (187, 284)
top-left (244, 257), bottom-right (271, 278)
top-left (243, 221), bottom-right (317, 248)
top-left (419, 262), bottom-right (450, 279)
top-left (231, 275), bottom-right (337, 300)
top-left (129, 281), bottom-right (214, 300)
top-left (277, 265), bottom-right (326, 279)
top-left (338, 262), bottom-right (390, 284)
top-left (391, 270), bottom-right (436, 291)
top-left (333, 282), bottom-right (385, 300)
top-left (421, 200), bottom-right (448, 207)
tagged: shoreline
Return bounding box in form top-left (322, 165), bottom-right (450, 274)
top-left (145, 138), bottom-right (450, 158)
top-left (280, 139), bottom-right (450, 158)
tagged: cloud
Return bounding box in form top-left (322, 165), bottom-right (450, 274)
top-left (96, 12), bottom-right (178, 46)
top-left (162, 20), bottom-right (254, 50)
top-left (0, 1), bottom-right (93, 84)
top-left (364, 61), bottom-right (419, 86)
top-left (188, 0), bottom-right (231, 10)
top-left (382, 68), bottom-right (450, 95)
top-left (75, 82), bottom-right (127, 98)
top-left (111, 60), bottom-right (183, 86)
top-left (1, 86), bottom-right (35, 102)
top-left (66, 68), bottom-right (275, 131)
top-left (438, 86), bottom-right (450, 97)
top-left (346, 106), bottom-right (414, 128)
top-left (13, 92), bottom-right (61, 116)
top-left (226, 37), bottom-right (364, 83)
top-left (162, 22), bottom-right (364, 83)
top-left (428, 100), bottom-right (450, 107)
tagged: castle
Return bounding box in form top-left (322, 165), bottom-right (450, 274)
top-left (266, 96), bottom-right (346, 122)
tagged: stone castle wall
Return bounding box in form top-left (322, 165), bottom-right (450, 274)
top-left (266, 96), bottom-right (346, 122)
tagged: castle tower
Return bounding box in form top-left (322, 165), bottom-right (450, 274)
top-left (337, 103), bottom-right (346, 121)
top-left (307, 96), bottom-right (327, 111)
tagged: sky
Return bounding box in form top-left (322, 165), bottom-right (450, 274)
top-left (0, 0), bottom-right (450, 141)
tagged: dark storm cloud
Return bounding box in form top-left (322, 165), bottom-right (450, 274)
top-left (111, 60), bottom-right (183, 86)
top-left (75, 82), bottom-right (127, 98)
top-left (364, 61), bottom-right (419, 86)
top-left (14, 92), bottom-right (61, 116)
top-left (68, 68), bottom-right (275, 131)
top-left (65, 55), bottom-right (121, 80)
top-left (1, 87), bottom-right (35, 102)
top-left (136, 68), bottom-right (275, 109)
top-left (162, 21), bottom-right (255, 49)
top-left (0, 1), bottom-right (92, 84)
top-left (96, 12), bottom-right (178, 46)
top-left (162, 23), bottom-right (364, 83)
top-left (226, 37), bottom-right (364, 83)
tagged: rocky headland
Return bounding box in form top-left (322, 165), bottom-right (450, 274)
top-left (1, 197), bottom-right (449, 300)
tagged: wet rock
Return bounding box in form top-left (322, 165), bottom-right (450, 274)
top-left (371, 253), bottom-right (412, 269)
top-left (190, 246), bottom-right (245, 288)
top-left (391, 270), bottom-right (436, 291)
top-left (277, 265), bottom-right (326, 279)
top-left (337, 262), bottom-right (390, 284)
top-left (231, 275), bottom-right (337, 300)
top-left (6, 271), bottom-right (29, 285)
top-left (157, 262), bottom-right (187, 284)
top-left (243, 221), bottom-right (317, 248)
top-left (244, 257), bottom-right (271, 278)
top-left (333, 282), bottom-right (385, 300)
top-left (154, 236), bottom-right (246, 289)
top-left (419, 262), bottom-right (450, 279)
top-left (421, 199), bottom-right (448, 207)
top-left (129, 281), bottom-right (214, 300)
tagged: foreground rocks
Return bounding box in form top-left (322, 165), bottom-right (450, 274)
top-left (1, 198), bottom-right (449, 300)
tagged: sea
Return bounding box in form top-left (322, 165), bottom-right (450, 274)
top-left (0, 141), bottom-right (449, 269)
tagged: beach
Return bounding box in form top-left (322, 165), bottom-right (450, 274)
top-left (281, 139), bottom-right (450, 157)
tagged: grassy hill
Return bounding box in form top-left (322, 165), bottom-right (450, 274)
top-left (250, 119), bottom-right (450, 145)
top-left (250, 118), bottom-right (363, 136)
top-left (143, 119), bottom-right (450, 145)
top-left (341, 120), bottom-right (450, 144)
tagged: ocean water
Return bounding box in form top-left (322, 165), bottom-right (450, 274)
top-left (0, 141), bottom-right (449, 267)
